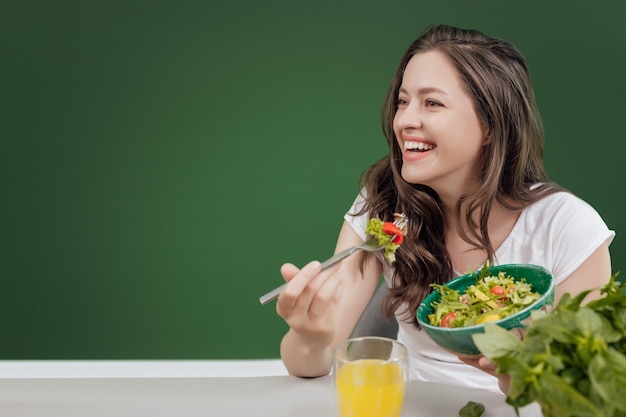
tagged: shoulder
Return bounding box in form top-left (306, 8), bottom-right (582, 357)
top-left (514, 191), bottom-right (615, 282)
top-left (511, 189), bottom-right (615, 250)
top-left (523, 191), bottom-right (606, 225)
top-left (528, 190), bottom-right (595, 211)
top-left (522, 190), bottom-right (612, 231)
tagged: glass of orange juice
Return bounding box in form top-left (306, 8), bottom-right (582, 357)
top-left (333, 336), bottom-right (409, 417)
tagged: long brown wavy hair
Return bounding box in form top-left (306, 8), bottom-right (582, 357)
top-left (354, 25), bottom-right (564, 326)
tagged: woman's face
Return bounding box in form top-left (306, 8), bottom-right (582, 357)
top-left (393, 50), bottom-right (489, 200)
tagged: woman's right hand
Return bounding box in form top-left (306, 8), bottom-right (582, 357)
top-left (276, 260), bottom-right (343, 350)
top-left (275, 221), bottom-right (383, 377)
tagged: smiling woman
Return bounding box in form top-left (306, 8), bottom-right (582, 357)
top-left (273, 24), bottom-right (615, 395)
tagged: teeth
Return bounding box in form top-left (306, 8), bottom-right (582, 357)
top-left (404, 141), bottom-right (434, 151)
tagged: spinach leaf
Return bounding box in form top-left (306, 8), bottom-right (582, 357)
top-left (472, 324), bottom-right (521, 358)
top-left (535, 372), bottom-right (603, 417)
top-left (458, 400), bottom-right (485, 417)
top-left (589, 348), bottom-right (626, 412)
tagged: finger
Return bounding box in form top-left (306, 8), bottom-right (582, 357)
top-left (292, 264), bottom-right (339, 317)
top-left (291, 262), bottom-right (341, 313)
top-left (307, 271), bottom-right (343, 318)
top-left (477, 356), bottom-right (510, 393)
top-left (457, 354), bottom-right (481, 368)
top-left (278, 260), bottom-right (342, 315)
top-left (277, 261), bottom-right (322, 311)
top-left (478, 356), bottom-right (498, 373)
top-left (280, 263), bottom-right (301, 283)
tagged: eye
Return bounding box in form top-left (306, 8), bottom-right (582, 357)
top-left (396, 97), bottom-right (408, 107)
top-left (425, 99), bottom-right (443, 107)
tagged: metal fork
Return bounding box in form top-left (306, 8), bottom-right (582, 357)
top-left (258, 214), bottom-right (408, 305)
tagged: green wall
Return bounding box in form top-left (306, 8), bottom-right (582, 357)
top-left (2, 0), bottom-right (624, 359)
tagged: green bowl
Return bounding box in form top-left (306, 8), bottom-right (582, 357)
top-left (416, 264), bottom-right (555, 355)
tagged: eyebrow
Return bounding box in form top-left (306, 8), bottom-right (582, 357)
top-left (399, 86), bottom-right (449, 95)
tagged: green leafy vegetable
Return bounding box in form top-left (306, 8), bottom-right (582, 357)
top-left (458, 400), bottom-right (485, 417)
top-left (365, 217), bottom-right (402, 262)
top-left (473, 273), bottom-right (626, 417)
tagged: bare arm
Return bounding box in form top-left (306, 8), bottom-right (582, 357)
top-left (555, 241), bottom-right (612, 302)
top-left (277, 221), bottom-right (383, 377)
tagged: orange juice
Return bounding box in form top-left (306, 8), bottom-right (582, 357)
top-left (335, 359), bottom-right (406, 417)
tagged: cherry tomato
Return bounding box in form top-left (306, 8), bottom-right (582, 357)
top-left (440, 311), bottom-right (457, 327)
top-left (490, 285), bottom-right (505, 296)
top-left (382, 222), bottom-right (404, 244)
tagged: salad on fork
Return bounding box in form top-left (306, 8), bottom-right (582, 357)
top-left (258, 213), bottom-right (408, 305)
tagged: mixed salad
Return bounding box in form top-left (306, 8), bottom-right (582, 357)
top-left (365, 213), bottom-right (408, 263)
top-left (428, 269), bottom-right (542, 328)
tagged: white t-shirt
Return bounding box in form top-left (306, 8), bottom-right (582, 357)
top-left (344, 191), bottom-right (615, 392)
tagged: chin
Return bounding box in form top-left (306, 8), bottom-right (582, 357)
top-left (400, 168), bottom-right (426, 186)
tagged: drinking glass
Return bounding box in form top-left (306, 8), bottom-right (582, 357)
top-left (333, 336), bottom-right (409, 417)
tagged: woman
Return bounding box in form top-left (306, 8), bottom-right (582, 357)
top-left (275, 24), bottom-right (614, 393)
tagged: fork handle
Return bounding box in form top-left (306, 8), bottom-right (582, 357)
top-left (258, 246), bottom-right (357, 305)
top-left (258, 283), bottom-right (287, 305)
top-left (319, 246), bottom-right (358, 269)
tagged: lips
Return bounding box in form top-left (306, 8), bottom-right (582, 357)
top-left (400, 139), bottom-right (436, 162)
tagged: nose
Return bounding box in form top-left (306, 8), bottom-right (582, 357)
top-left (393, 102), bottom-right (423, 131)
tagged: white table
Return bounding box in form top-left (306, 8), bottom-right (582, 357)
top-left (0, 361), bottom-right (542, 417)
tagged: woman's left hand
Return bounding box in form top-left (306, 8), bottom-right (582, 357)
top-left (458, 355), bottom-right (510, 394)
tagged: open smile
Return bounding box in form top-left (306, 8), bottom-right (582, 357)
top-left (401, 140), bottom-right (436, 162)
top-left (404, 140), bottom-right (435, 152)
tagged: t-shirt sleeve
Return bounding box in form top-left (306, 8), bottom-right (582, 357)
top-left (343, 191), bottom-right (369, 240)
top-left (543, 193), bottom-right (615, 284)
